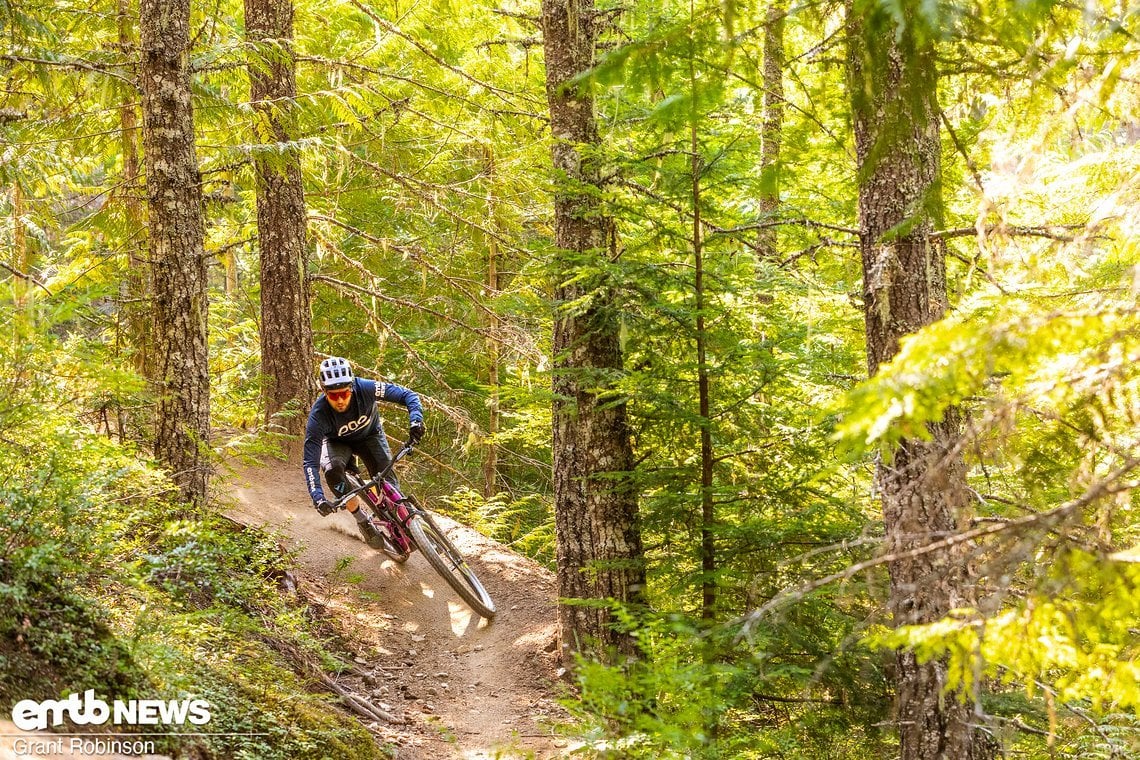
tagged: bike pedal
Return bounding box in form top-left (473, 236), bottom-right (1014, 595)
top-left (358, 519), bottom-right (387, 550)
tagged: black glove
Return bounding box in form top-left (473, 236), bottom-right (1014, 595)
top-left (314, 499), bottom-right (336, 516)
top-left (408, 421), bottom-right (425, 445)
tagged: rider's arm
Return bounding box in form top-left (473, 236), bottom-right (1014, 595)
top-left (301, 404), bottom-right (328, 503)
top-left (377, 381), bottom-right (424, 424)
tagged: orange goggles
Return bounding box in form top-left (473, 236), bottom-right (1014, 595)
top-left (326, 387), bottom-right (352, 402)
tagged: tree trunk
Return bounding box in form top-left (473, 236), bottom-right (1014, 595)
top-left (689, 30), bottom-right (715, 623)
top-left (541, 0), bottom-right (646, 664)
top-left (140, 0), bottom-right (211, 506)
top-left (846, 3), bottom-right (993, 758)
top-left (483, 143), bottom-right (501, 498)
top-left (11, 182), bottom-right (28, 308)
top-left (245, 0), bottom-right (315, 437)
top-left (757, 0), bottom-right (785, 261)
top-left (119, 0), bottom-right (152, 382)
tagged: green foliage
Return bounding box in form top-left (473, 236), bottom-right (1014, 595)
top-left (441, 487), bottom-right (555, 566)
top-left (833, 12), bottom-right (1140, 751)
top-left (564, 610), bottom-right (892, 759)
top-left (866, 550), bottom-right (1140, 753)
top-left (0, 549), bottom-right (141, 705)
top-left (0, 306), bottom-right (388, 757)
top-left (4, 0), bottom-right (1140, 754)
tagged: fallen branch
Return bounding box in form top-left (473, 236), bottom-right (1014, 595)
top-left (317, 672), bottom-right (405, 724)
top-left (256, 630), bottom-right (405, 724)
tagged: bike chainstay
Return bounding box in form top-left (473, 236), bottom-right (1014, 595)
top-left (361, 479), bottom-right (436, 555)
top-left (359, 487), bottom-right (414, 554)
top-left (386, 495), bottom-right (434, 552)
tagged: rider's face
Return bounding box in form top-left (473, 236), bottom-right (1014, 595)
top-left (326, 386), bottom-right (353, 412)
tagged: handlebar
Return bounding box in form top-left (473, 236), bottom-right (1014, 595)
top-left (329, 442), bottom-right (415, 511)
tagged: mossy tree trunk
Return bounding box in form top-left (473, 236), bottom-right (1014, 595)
top-left (140, 0), bottom-right (211, 506)
top-left (245, 0), bottom-right (315, 438)
top-left (846, 3), bottom-right (994, 757)
top-left (757, 0), bottom-right (785, 261)
top-left (118, 0), bottom-right (152, 383)
top-left (541, 0), bottom-right (646, 665)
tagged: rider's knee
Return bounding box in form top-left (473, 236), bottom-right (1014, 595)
top-left (322, 460), bottom-right (348, 495)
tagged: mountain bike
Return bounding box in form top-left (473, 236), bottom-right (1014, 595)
top-left (331, 443), bottom-right (496, 620)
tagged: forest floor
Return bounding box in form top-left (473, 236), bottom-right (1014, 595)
top-left (224, 457), bottom-right (570, 759)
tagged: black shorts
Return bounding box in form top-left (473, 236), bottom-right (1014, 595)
top-left (320, 431), bottom-right (397, 493)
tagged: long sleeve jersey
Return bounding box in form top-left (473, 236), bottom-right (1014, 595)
top-left (301, 378), bottom-right (423, 502)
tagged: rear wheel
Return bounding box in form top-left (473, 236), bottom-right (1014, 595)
top-left (344, 472), bottom-right (409, 563)
top-left (407, 513), bottom-right (496, 619)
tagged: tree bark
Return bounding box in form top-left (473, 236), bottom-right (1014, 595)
top-left (119, 0), bottom-right (152, 383)
top-left (140, 0), bottom-right (211, 506)
top-left (482, 143), bottom-right (501, 498)
top-left (846, 3), bottom-right (993, 758)
top-left (757, 0), bottom-right (785, 261)
top-left (245, 0), bottom-right (315, 437)
top-left (541, 0), bottom-right (646, 664)
top-left (11, 182), bottom-right (28, 308)
top-left (688, 25), bottom-right (715, 623)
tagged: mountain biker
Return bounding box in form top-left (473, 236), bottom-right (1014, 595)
top-left (302, 356), bottom-right (425, 550)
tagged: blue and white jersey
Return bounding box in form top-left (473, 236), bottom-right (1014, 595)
top-left (301, 378), bottom-right (423, 502)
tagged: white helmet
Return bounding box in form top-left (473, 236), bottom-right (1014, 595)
top-left (319, 356), bottom-right (354, 388)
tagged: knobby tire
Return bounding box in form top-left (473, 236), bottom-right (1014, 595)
top-left (407, 514), bottom-right (496, 619)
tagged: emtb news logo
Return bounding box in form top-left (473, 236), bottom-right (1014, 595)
top-left (11, 690), bottom-right (211, 730)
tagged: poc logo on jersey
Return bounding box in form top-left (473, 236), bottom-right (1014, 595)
top-left (11, 690), bottom-right (212, 730)
top-left (338, 414), bottom-right (370, 436)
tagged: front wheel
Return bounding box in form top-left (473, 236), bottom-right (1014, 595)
top-left (407, 514), bottom-right (496, 619)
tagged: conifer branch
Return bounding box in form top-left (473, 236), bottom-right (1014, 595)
top-left (339, 148), bottom-right (526, 253)
top-left (736, 453), bottom-right (1140, 637)
top-left (334, 290), bottom-right (456, 395)
top-left (309, 214), bottom-right (508, 324)
top-left (348, 0), bottom-right (543, 107)
top-left (9, 124), bottom-right (142, 147)
top-left (311, 273), bottom-right (495, 340)
top-left (619, 177), bottom-right (857, 258)
top-left (718, 219), bottom-right (859, 236)
top-left (0, 54), bottom-right (135, 86)
top-left (934, 224), bottom-right (1089, 241)
top-left (939, 108), bottom-right (985, 194)
top-left (478, 37), bottom-right (542, 50)
top-left (297, 55), bottom-right (546, 121)
top-left (492, 7), bottom-right (541, 25)
top-left (317, 294), bottom-right (486, 445)
top-left (0, 262), bottom-right (53, 296)
top-left (944, 249), bottom-right (1010, 295)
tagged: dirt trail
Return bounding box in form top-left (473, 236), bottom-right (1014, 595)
top-left (226, 458), bottom-right (567, 759)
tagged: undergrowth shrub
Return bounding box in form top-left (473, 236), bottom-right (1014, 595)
top-left (0, 320), bottom-right (389, 759)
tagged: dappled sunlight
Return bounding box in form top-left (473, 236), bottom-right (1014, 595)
top-left (448, 601), bottom-right (487, 636)
top-left (512, 623), bottom-right (557, 651)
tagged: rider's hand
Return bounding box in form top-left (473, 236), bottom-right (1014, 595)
top-left (408, 421), bottom-right (425, 445)
top-left (314, 499), bottom-right (335, 516)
